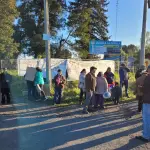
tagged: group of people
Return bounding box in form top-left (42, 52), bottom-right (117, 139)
top-left (25, 67), bottom-right (48, 101)
top-left (79, 64), bottom-right (130, 114)
top-left (25, 68), bottom-right (66, 104)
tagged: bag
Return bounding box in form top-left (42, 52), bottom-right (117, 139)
top-left (36, 84), bottom-right (42, 93)
top-left (78, 82), bottom-right (84, 89)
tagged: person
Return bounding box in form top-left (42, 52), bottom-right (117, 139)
top-left (104, 67), bottom-right (114, 84)
top-left (34, 67), bottom-right (47, 101)
top-left (111, 82), bottom-right (122, 105)
top-left (82, 66), bottom-right (97, 114)
top-left (94, 72), bottom-right (108, 109)
top-left (0, 68), bottom-right (12, 104)
top-left (119, 63), bottom-right (130, 98)
top-left (136, 65), bottom-right (150, 142)
top-left (135, 65), bottom-right (146, 80)
top-left (24, 73), bottom-right (35, 100)
top-left (78, 69), bottom-right (86, 105)
top-left (53, 69), bottom-right (66, 104)
top-left (135, 70), bottom-right (147, 112)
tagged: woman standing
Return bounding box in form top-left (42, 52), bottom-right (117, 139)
top-left (34, 67), bottom-right (47, 101)
top-left (104, 67), bottom-right (114, 84)
top-left (94, 72), bottom-right (108, 109)
top-left (78, 69), bottom-right (86, 105)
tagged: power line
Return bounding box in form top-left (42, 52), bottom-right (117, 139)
top-left (115, 0), bottom-right (119, 40)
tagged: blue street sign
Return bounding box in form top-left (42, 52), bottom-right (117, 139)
top-left (89, 40), bottom-right (122, 55)
top-left (43, 34), bottom-right (51, 40)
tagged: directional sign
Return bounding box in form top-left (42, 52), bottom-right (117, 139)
top-left (89, 40), bottom-right (122, 55)
top-left (43, 34), bottom-right (51, 40)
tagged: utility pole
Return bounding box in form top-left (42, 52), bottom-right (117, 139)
top-left (140, 0), bottom-right (148, 66)
top-left (44, 0), bottom-right (51, 94)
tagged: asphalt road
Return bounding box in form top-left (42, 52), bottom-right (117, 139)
top-left (0, 98), bottom-right (150, 150)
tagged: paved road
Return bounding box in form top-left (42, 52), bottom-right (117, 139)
top-left (0, 98), bottom-right (150, 150)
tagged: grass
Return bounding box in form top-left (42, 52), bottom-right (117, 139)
top-left (7, 70), bottom-right (136, 107)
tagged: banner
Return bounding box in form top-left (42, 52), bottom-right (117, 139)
top-left (67, 59), bottom-right (115, 81)
top-left (18, 59), bottom-right (115, 81)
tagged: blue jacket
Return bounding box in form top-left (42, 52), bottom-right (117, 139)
top-left (119, 67), bottom-right (130, 82)
top-left (34, 71), bottom-right (44, 85)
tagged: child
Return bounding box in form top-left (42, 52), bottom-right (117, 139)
top-left (111, 82), bottom-right (122, 105)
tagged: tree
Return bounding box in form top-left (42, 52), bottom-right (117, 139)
top-left (67, 0), bottom-right (109, 57)
top-left (14, 0), bottom-right (65, 58)
top-left (0, 0), bottom-right (19, 59)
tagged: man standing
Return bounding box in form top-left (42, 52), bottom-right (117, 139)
top-left (119, 63), bottom-right (130, 98)
top-left (82, 66), bottom-right (97, 114)
top-left (135, 70), bottom-right (147, 112)
top-left (136, 66), bottom-right (150, 142)
top-left (0, 68), bottom-right (12, 104)
top-left (53, 69), bottom-right (66, 104)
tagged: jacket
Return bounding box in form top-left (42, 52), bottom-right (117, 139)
top-left (85, 72), bottom-right (96, 92)
top-left (95, 77), bottom-right (108, 94)
top-left (54, 74), bottom-right (66, 89)
top-left (104, 71), bottom-right (114, 84)
top-left (0, 73), bottom-right (12, 89)
top-left (111, 86), bottom-right (121, 98)
top-left (119, 67), bottom-right (130, 82)
top-left (135, 69), bottom-right (144, 79)
top-left (143, 74), bottom-right (150, 104)
top-left (78, 73), bottom-right (85, 90)
top-left (136, 74), bottom-right (147, 96)
top-left (34, 71), bottom-right (44, 85)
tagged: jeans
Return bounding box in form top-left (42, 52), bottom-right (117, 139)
top-left (83, 91), bottom-right (93, 111)
top-left (1, 88), bottom-right (10, 104)
top-left (94, 94), bottom-right (104, 108)
top-left (79, 89), bottom-right (86, 103)
top-left (120, 80), bottom-right (128, 96)
top-left (54, 87), bottom-right (62, 104)
top-left (26, 81), bottom-right (34, 99)
top-left (142, 104), bottom-right (150, 140)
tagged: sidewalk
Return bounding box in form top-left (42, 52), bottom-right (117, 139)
top-left (0, 97), bottom-right (150, 150)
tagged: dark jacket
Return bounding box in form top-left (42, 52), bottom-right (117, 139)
top-left (135, 69), bottom-right (144, 79)
top-left (0, 73), bottom-right (12, 89)
top-left (54, 74), bottom-right (66, 89)
top-left (119, 67), bottom-right (130, 82)
top-left (135, 73), bottom-right (147, 96)
top-left (111, 86), bottom-right (121, 98)
top-left (143, 74), bottom-right (150, 104)
top-left (85, 72), bottom-right (96, 92)
top-left (104, 71), bottom-right (114, 84)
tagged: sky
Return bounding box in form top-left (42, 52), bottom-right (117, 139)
top-left (108, 0), bottom-right (150, 46)
top-left (15, 0), bottom-right (150, 46)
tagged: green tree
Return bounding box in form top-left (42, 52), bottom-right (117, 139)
top-left (14, 0), bottom-right (65, 58)
top-left (67, 0), bottom-right (109, 57)
top-left (0, 0), bottom-right (19, 59)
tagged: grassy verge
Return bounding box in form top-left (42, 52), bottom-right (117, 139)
top-left (8, 70), bottom-right (136, 107)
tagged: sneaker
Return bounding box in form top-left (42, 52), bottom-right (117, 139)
top-left (135, 136), bottom-right (149, 142)
top-left (82, 110), bottom-right (89, 114)
top-left (44, 97), bottom-right (48, 101)
top-left (36, 99), bottom-right (41, 102)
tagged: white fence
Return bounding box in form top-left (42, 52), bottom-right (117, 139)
top-left (17, 59), bottom-right (115, 81)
